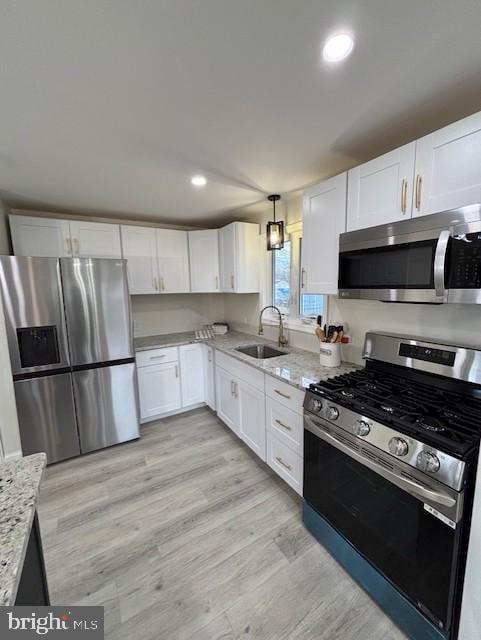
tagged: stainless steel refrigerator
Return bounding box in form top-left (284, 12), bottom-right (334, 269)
top-left (0, 256), bottom-right (140, 464)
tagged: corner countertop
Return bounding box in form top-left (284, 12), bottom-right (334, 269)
top-left (0, 453), bottom-right (47, 606)
top-left (134, 330), bottom-right (358, 389)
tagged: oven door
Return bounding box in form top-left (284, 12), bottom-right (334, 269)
top-left (304, 414), bottom-right (464, 634)
top-left (338, 228), bottom-right (451, 303)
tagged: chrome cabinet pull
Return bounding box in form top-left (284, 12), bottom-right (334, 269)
top-left (215, 276), bottom-right (219, 290)
top-left (301, 268), bottom-right (306, 288)
top-left (274, 389), bottom-right (291, 400)
top-left (401, 178), bottom-right (408, 213)
top-left (230, 274), bottom-right (235, 290)
top-left (153, 277), bottom-right (159, 291)
top-left (149, 354), bottom-right (166, 360)
top-left (73, 238), bottom-right (80, 255)
top-left (66, 238), bottom-right (73, 255)
top-left (175, 365), bottom-right (179, 378)
top-left (415, 174), bottom-right (422, 210)
top-left (275, 418), bottom-right (292, 431)
top-left (275, 456), bottom-right (292, 471)
top-left (208, 351), bottom-right (212, 362)
top-left (160, 277), bottom-right (165, 291)
top-left (230, 380), bottom-right (235, 396)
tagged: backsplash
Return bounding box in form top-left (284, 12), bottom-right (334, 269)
top-left (131, 293), bottom-right (225, 337)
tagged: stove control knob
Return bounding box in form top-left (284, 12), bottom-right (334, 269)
top-left (353, 420), bottom-right (370, 437)
top-left (326, 406), bottom-right (339, 421)
top-left (311, 398), bottom-right (323, 412)
top-left (388, 437), bottom-right (409, 457)
top-left (417, 451), bottom-right (440, 474)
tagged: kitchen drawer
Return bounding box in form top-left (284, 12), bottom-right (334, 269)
top-left (136, 346), bottom-right (178, 368)
top-left (266, 397), bottom-right (303, 456)
top-left (267, 431), bottom-right (303, 496)
top-left (265, 375), bottom-right (304, 415)
top-left (215, 350), bottom-right (265, 390)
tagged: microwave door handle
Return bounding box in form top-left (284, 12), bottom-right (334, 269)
top-left (304, 415), bottom-right (457, 509)
top-left (434, 230), bottom-right (451, 298)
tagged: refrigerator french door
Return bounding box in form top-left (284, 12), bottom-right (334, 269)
top-left (60, 258), bottom-right (139, 453)
top-left (0, 256), bottom-right (80, 463)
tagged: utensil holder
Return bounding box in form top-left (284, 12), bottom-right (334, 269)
top-left (319, 343), bottom-right (341, 367)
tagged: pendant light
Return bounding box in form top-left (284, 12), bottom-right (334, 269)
top-left (266, 194), bottom-right (284, 251)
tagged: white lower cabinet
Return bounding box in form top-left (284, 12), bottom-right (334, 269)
top-left (267, 431), bottom-right (303, 495)
top-left (215, 365), bottom-right (240, 434)
top-left (137, 359), bottom-right (181, 421)
top-left (238, 378), bottom-right (266, 461)
top-left (179, 343), bottom-right (205, 408)
top-left (203, 345), bottom-right (216, 410)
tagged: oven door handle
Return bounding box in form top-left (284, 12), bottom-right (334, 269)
top-left (434, 230), bottom-right (451, 298)
top-left (304, 416), bottom-right (457, 509)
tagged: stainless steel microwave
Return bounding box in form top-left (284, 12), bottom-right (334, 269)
top-left (338, 204), bottom-right (481, 304)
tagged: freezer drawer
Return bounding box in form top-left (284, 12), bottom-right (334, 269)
top-left (73, 362), bottom-right (139, 453)
top-left (61, 258), bottom-right (133, 366)
top-left (14, 373), bottom-right (80, 464)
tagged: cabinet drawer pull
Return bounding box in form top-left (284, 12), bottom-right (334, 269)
top-left (149, 355), bottom-right (166, 360)
top-left (274, 389), bottom-right (291, 399)
top-left (415, 174), bottom-right (422, 210)
top-left (275, 456), bottom-right (292, 471)
top-left (275, 418), bottom-right (292, 431)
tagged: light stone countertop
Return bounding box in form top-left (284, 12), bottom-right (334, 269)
top-left (0, 453), bottom-right (47, 606)
top-left (134, 330), bottom-right (358, 389)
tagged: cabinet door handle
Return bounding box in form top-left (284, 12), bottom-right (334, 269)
top-left (274, 389), bottom-right (291, 400)
top-left (66, 238), bottom-right (73, 255)
top-left (415, 174), bottom-right (422, 211)
top-left (275, 456), bottom-right (292, 471)
top-left (301, 268), bottom-right (306, 288)
top-left (149, 354), bottom-right (166, 360)
top-left (215, 275), bottom-right (219, 290)
top-left (230, 380), bottom-right (235, 396)
top-left (401, 178), bottom-right (407, 213)
top-left (153, 277), bottom-right (159, 291)
top-left (160, 277), bottom-right (165, 291)
top-left (275, 418), bottom-right (292, 431)
top-left (234, 382), bottom-right (238, 398)
top-left (175, 365), bottom-right (179, 378)
top-left (231, 274), bottom-right (234, 290)
top-left (73, 238), bottom-right (80, 255)
top-left (208, 351), bottom-right (212, 362)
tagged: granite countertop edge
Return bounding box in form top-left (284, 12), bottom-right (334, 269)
top-left (134, 330), bottom-right (359, 389)
top-left (0, 453), bottom-right (47, 606)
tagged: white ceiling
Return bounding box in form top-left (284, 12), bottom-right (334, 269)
top-left (2, 1), bottom-right (481, 225)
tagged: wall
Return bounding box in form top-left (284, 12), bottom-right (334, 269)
top-left (0, 201), bottom-right (22, 460)
top-left (131, 293), bottom-right (225, 337)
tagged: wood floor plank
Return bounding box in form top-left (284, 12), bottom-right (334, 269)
top-left (39, 406), bottom-right (407, 640)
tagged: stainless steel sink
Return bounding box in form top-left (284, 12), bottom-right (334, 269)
top-left (235, 344), bottom-right (288, 359)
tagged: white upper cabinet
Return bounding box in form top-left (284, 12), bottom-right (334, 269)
top-left (179, 343), bottom-right (205, 407)
top-left (69, 220), bottom-right (122, 258)
top-left (156, 229), bottom-right (190, 293)
top-left (413, 111), bottom-right (481, 217)
top-left (188, 229), bottom-right (220, 293)
top-left (10, 214), bottom-right (121, 258)
top-left (10, 215), bottom-right (72, 257)
top-left (301, 173), bottom-right (347, 295)
top-left (347, 143), bottom-right (416, 231)
top-left (121, 225), bottom-right (159, 294)
top-left (219, 221), bottom-right (259, 293)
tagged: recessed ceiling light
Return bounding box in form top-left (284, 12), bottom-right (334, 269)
top-left (322, 33), bottom-right (355, 63)
top-left (191, 175), bottom-right (207, 187)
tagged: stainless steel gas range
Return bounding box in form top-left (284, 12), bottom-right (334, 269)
top-left (303, 332), bottom-right (481, 640)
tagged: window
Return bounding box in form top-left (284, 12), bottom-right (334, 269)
top-left (271, 232), bottom-right (326, 327)
top-left (272, 239), bottom-right (291, 314)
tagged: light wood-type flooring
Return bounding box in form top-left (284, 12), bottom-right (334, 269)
top-left (38, 407), bottom-right (406, 639)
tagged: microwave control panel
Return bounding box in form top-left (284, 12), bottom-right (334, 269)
top-left (449, 233), bottom-right (481, 288)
